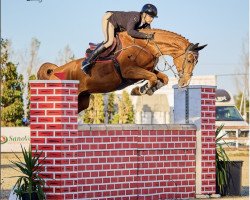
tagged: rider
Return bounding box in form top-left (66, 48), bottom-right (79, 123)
top-left (82, 4), bottom-right (158, 75)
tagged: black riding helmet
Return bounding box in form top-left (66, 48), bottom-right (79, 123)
top-left (141, 4), bottom-right (158, 18)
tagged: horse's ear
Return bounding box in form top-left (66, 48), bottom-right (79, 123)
top-left (194, 44), bottom-right (207, 51)
top-left (188, 43), bottom-right (199, 51)
top-left (189, 43), bottom-right (199, 51)
top-left (193, 43), bottom-right (199, 49)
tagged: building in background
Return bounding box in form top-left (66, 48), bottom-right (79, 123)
top-left (135, 94), bottom-right (171, 124)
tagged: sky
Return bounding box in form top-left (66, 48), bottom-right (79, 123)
top-left (1, 0), bottom-right (249, 96)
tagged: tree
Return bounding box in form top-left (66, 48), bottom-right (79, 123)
top-left (234, 92), bottom-right (249, 122)
top-left (111, 91), bottom-right (134, 124)
top-left (26, 74), bottom-right (37, 121)
top-left (17, 38), bottom-right (41, 120)
top-left (82, 94), bottom-right (105, 124)
top-left (234, 36), bottom-right (249, 121)
top-left (0, 38), bottom-right (9, 66)
top-left (1, 39), bottom-right (25, 126)
top-left (107, 92), bottom-right (116, 123)
top-left (27, 38), bottom-right (40, 76)
top-left (56, 44), bottom-right (75, 66)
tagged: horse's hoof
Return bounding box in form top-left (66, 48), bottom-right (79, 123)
top-left (156, 80), bottom-right (164, 89)
top-left (131, 87), bottom-right (141, 96)
top-left (139, 83), bottom-right (149, 95)
top-left (146, 89), bottom-right (154, 96)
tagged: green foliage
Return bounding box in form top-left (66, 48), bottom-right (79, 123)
top-left (1, 99), bottom-right (24, 126)
top-left (216, 124), bottom-right (230, 194)
top-left (26, 74), bottom-right (37, 120)
top-left (81, 91), bottom-right (134, 124)
top-left (1, 38), bottom-right (25, 126)
top-left (111, 113), bottom-right (120, 124)
top-left (83, 94), bottom-right (105, 124)
top-left (111, 91), bottom-right (134, 124)
top-left (9, 145), bottom-right (46, 200)
top-left (0, 38), bottom-right (9, 66)
top-left (107, 92), bottom-right (115, 123)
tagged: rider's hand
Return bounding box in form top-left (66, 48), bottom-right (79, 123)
top-left (146, 33), bottom-right (154, 40)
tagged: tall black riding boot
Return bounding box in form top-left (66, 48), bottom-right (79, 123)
top-left (82, 44), bottom-right (106, 75)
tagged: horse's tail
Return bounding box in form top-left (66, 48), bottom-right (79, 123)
top-left (37, 62), bottom-right (58, 80)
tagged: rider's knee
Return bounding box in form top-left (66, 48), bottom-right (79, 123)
top-left (103, 39), bottom-right (114, 48)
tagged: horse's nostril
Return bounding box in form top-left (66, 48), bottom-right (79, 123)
top-left (180, 82), bottom-right (187, 88)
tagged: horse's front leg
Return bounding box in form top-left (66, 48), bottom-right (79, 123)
top-left (121, 66), bottom-right (158, 95)
top-left (146, 70), bottom-right (169, 95)
top-left (154, 70), bottom-right (169, 85)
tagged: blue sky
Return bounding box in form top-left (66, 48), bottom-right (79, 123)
top-left (1, 0), bottom-right (249, 95)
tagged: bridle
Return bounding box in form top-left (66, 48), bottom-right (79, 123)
top-left (152, 41), bottom-right (198, 78)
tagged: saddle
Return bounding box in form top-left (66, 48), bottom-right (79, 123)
top-left (85, 35), bottom-right (127, 86)
top-left (85, 35), bottom-right (121, 61)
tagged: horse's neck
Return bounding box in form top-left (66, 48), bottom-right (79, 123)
top-left (142, 29), bottom-right (190, 58)
top-left (156, 32), bottom-right (190, 58)
top-left (119, 29), bottom-right (190, 58)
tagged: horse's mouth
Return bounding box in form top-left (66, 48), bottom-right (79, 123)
top-left (178, 78), bottom-right (191, 88)
top-left (179, 84), bottom-right (188, 88)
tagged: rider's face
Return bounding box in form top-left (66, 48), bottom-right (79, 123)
top-left (145, 14), bottom-right (154, 24)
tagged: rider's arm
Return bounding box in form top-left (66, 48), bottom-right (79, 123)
top-left (126, 17), bottom-right (148, 39)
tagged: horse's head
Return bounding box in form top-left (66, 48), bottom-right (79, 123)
top-left (173, 43), bottom-right (207, 88)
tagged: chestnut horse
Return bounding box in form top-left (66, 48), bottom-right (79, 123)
top-left (37, 29), bottom-right (207, 113)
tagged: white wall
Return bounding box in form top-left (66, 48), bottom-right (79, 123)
top-left (1, 127), bottom-right (30, 152)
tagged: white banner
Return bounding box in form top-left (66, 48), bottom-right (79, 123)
top-left (1, 127), bottom-right (30, 152)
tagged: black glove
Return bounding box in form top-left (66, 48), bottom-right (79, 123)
top-left (145, 33), bottom-right (154, 40)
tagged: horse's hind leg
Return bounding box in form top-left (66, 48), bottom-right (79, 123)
top-left (131, 86), bottom-right (141, 96)
top-left (154, 70), bottom-right (169, 85)
top-left (78, 92), bottom-right (91, 113)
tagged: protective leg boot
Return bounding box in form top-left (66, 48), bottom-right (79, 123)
top-left (82, 44), bottom-right (106, 75)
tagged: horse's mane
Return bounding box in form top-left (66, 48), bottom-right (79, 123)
top-left (119, 28), bottom-right (190, 48)
top-left (142, 28), bottom-right (190, 44)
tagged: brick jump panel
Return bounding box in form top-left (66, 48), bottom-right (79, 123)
top-left (30, 80), bottom-right (79, 200)
top-left (77, 124), bottom-right (197, 199)
top-left (200, 88), bottom-right (216, 194)
top-left (30, 81), bottom-right (216, 200)
top-left (173, 85), bottom-right (216, 196)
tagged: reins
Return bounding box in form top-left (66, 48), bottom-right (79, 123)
top-left (114, 44), bottom-right (153, 58)
top-left (151, 40), bottom-right (179, 78)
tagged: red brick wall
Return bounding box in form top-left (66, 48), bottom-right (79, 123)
top-left (77, 125), bottom-right (197, 199)
top-left (201, 87), bottom-right (216, 194)
top-left (30, 81), bottom-right (79, 200)
top-left (30, 81), bottom-right (216, 199)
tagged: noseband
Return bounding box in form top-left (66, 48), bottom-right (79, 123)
top-left (175, 44), bottom-right (198, 78)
